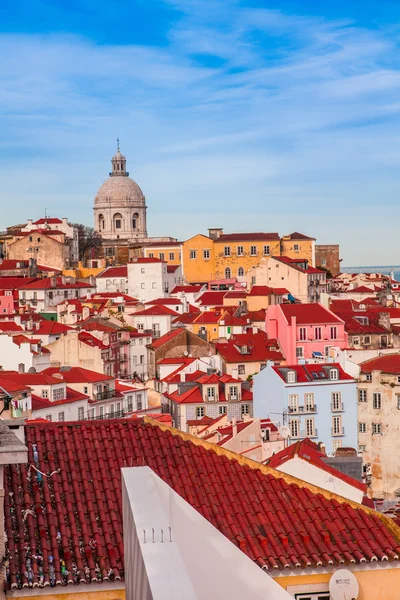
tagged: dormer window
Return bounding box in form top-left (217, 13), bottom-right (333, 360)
top-left (207, 387), bottom-right (216, 401)
top-left (287, 371), bottom-right (296, 383)
top-left (330, 369), bottom-right (339, 381)
top-left (241, 345), bottom-right (248, 354)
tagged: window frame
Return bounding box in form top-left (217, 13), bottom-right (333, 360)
top-left (250, 245), bottom-right (257, 256)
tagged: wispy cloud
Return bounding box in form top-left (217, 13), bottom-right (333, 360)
top-left (1, 0), bottom-right (400, 262)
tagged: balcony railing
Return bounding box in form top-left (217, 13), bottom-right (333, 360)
top-left (93, 389), bottom-right (116, 401)
top-left (288, 405), bottom-right (317, 414)
top-left (228, 394), bottom-right (242, 402)
top-left (291, 428), bottom-right (318, 439)
top-left (330, 403), bottom-right (343, 412)
top-left (332, 426), bottom-right (345, 436)
top-left (85, 410), bottom-right (125, 421)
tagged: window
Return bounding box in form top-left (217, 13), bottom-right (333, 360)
top-left (359, 444), bottom-right (366, 452)
top-left (84, 386), bottom-right (88, 394)
top-left (263, 245), bottom-right (270, 256)
top-left (237, 246), bottom-right (244, 256)
top-left (250, 245), bottom-right (257, 256)
top-left (331, 392), bottom-right (341, 411)
top-left (238, 267), bottom-right (244, 277)
top-left (373, 393), bottom-right (381, 409)
top-left (98, 406), bottom-right (104, 418)
top-left (314, 327), bottom-right (322, 340)
top-left (137, 394), bottom-right (142, 410)
top-left (251, 276), bottom-right (256, 285)
top-left (58, 412), bottom-right (65, 422)
top-left (366, 373), bottom-right (372, 382)
top-left (148, 253), bottom-right (154, 258)
top-left (290, 419), bottom-right (299, 437)
top-left (353, 337), bottom-right (360, 346)
top-left (152, 282), bottom-right (156, 289)
top-left (41, 389), bottom-right (48, 398)
top-left (364, 335), bottom-right (371, 345)
top-left (332, 415), bottom-right (342, 435)
top-left (306, 418), bottom-right (314, 436)
top-left (52, 387), bottom-right (65, 401)
top-left (287, 371), bottom-right (296, 383)
top-left (46, 414), bottom-right (52, 422)
top-left (296, 347), bottom-right (304, 358)
top-left (169, 252), bottom-right (175, 261)
top-left (305, 393), bottom-right (314, 411)
top-left (260, 363), bottom-right (266, 370)
top-left (333, 440), bottom-right (342, 451)
top-left (397, 394), bottom-right (400, 410)
top-left (289, 394), bottom-right (298, 412)
top-left (372, 423), bottom-right (382, 435)
top-left (219, 405), bottom-right (227, 415)
top-left (48, 291), bottom-right (53, 300)
top-left (159, 253), bottom-right (165, 260)
top-left (140, 283), bottom-right (145, 289)
top-left (238, 364), bottom-right (245, 375)
top-left (224, 246), bottom-right (231, 257)
top-left (127, 396), bottom-right (133, 412)
top-left (190, 250), bottom-right (197, 259)
top-left (294, 244), bottom-right (299, 251)
top-left (78, 407), bottom-right (84, 420)
top-left (330, 327), bottom-right (337, 340)
top-left (115, 219), bottom-right (121, 229)
top-left (207, 387), bottom-right (216, 400)
top-left (299, 327), bottom-right (306, 341)
top-left (196, 406), bottom-right (205, 418)
top-left (225, 267), bottom-right (231, 279)
top-left (229, 386), bottom-right (238, 400)
top-left (203, 249), bottom-right (210, 259)
top-left (321, 258), bottom-right (327, 267)
top-left (359, 422), bottom-right (366, 433)
top-left (116, 402), bottom-right (121, 415)
top-left (241, 404), bottom-right (249, 415)
top-left (329, 369), bottom-right (338, 380)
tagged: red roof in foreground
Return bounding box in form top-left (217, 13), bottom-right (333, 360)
top-left (360, 354), bottom-right (400, 374)
top-left (5, 420), bottom-right (400, 589)
top-left (266, 438), bottom-right (366, 492)
top-left (280, 303), bottom-right (343, 325)
top-left (96, 266), bottom-right (128, 278)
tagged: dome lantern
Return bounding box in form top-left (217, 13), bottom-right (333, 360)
top-left (110, 138), bottom-right (129, 177)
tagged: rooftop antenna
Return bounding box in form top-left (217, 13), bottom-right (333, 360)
top-left (44, 208), bottom-right (48, 219)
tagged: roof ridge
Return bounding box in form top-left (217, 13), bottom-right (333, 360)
top-left (142, 417), bottom-right (400, 532)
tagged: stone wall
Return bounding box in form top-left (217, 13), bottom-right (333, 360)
top-left (315, 244), bottom-right (340, 276)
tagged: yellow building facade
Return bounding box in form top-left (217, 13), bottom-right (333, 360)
top-left (182, 230), bottom-right (315, 284)
top-left (142, 241), bottom-right (182, 266)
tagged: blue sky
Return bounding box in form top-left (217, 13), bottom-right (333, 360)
top-left (1, 0), bottom-right (400, 265)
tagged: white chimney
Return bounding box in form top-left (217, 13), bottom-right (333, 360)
top-left (232, 416), bottom-right (237, 438)
top-left (180, 372), bottom-right (186, 383)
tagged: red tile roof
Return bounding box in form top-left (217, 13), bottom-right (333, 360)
top-left (0, 278), bottom-right (36, 290)
top-left (279, 303), bottom-right (343, 325)
top-left (224, 291), bottom-right (247, 299)
top-left (216, 232), bottom-right (280, 242)
top-left (78, 331), bottom-right (108, 350)
top-left (266, 438), bottom-right (366, 492)
top-left (273, 363), bottom-right (353, 383)
top-left (42, 367), bottom-right (113, 383)
top-left (0, 322), bottom-right (23, 332)
top-left (96, 266), bottom-right (128, 278)
top-left (30, 320), bottom-right (73, 335)
top-left (33, 218), bottom-right (63, 225)
top-left (196, 291), bottom-right (227, 306)
top-left (132, 305), bottom-right (179, 317)
top-left (249, 285), bottom-right (286, 296)
top-left (360, 354), bottom-right (400, 374)
top-left (19, 278), bottom-right (93, 290)
top-left (216, 332), bottom-right (284, 364)
top-left (330, 308), bottom-right (390, 335)
top-left (166, 378), bottom-right (252, 404)
top-left (5, 419), bottom-right (400, 589)
top-left (31, 387), bottom-right (89, 410)
top-left (284, 231), bottom-right (316, 240)
top-left (145, 297), bottom-right (182, 306)
top-left (129, 257), bottom-right (165, 264)
top-left (148, 327), bottom-right (185, 349)
top-left (0, 378), bottom-right (31, 394)
top-left (167, 265), bottom-right (179, 273)
top-left (172, 311), bottom-right (202, 325)
top-left (78, 321), bottom-right (116, 333)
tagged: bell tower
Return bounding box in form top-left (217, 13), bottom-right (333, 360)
top-left (110, 138), bottom-right (129, 177)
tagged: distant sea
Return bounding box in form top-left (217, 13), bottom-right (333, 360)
top-left (342, 266), bottom-right (400, 282)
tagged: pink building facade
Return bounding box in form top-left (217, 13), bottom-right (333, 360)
top-left (0, 291), bottom-right (14, 314)
top-left (266, 303), bottom-right (348, 364)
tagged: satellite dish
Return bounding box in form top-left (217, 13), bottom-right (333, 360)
top-left (329, 569), bottom-right (359, 600)
top-left (278, 426), bottom-right (290, 439)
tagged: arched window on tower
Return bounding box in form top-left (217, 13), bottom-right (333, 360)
top-left (113, 213), bottom-right (123, 230)
top-left (225, 267), bottom-right (231, 279)
top-left (238, 267), bottom-right (244, 277)
top-left (99, 214), bottom-right (105, 231)
top-left (132, 212), bottom-right (139, 230)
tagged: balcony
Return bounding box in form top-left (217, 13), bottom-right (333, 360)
top-left (288, 405), bottom-right (317, 414)
top-left (291, 429), bottom-right (318, 439)
top-left (93, 388), bottom-right (116, 401)
top-left (86, 410), bottom-right (125, 421)
top-left (332, 426), bottom-right (345, 436)
top-left (228, 394), bottom-right (242, 402)
top-left (330, 403), bottom-right (344, 412)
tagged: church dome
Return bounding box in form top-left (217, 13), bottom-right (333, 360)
top-left (94, 176), bottom-right (145, 207)
top-left (94, 142), bottom-right (146, 207)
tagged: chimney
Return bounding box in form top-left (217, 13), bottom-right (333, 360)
top-left (35, 322), bottom-right (40, 331)
top-left (18, 363), bottom-right (25, 374)
top-left (180, 372), bottom-right (186, 383)
top-left (50, 276), bottom-right (57, 289)
top-left (208, 228), bottom-right (223, 240)
top-left (232, 416), bottom-right (237, 437)
top-left (182, 294), bottom-right (189, 313)
top-left (318, 442), bottom-right (326, 455)
top-left (378, 311), bottom-right (390, 330)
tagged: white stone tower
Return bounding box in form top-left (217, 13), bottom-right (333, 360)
top-left (94, 141), bottom-right (148, 241)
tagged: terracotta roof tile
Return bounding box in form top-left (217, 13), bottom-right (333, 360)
top-left (360, 354), bottom-right (400, 374)
top-left (280, 303), bottom-right (343, 325)
top-left (5, 419), bottom-right (400, 589)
